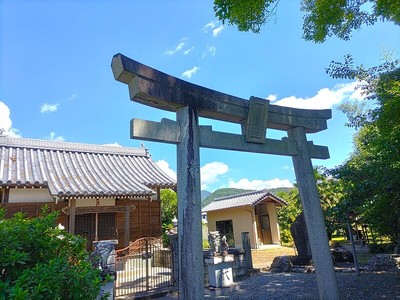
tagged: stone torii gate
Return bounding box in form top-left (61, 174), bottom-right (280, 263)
top-left (111, 53), bottom-right (340, 300)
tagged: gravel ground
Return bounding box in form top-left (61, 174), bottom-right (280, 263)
top-left (160, 271), bottom-right (400, 299)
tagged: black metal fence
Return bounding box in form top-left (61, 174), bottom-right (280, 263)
top-left (115, 237), bottom-right (173, 297)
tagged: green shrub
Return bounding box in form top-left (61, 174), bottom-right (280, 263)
top-left (368, 242), bottom-right (396, 253)
top-left (0, 207), bottom-right (104, 299)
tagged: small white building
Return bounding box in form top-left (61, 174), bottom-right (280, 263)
top-left (203, 190), bottom-right (287, 249)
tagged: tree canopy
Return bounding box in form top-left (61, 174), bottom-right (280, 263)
top-left (213, 0), bottom-right (400, 42)
top-left (329, 65), bottom-right (400, 251)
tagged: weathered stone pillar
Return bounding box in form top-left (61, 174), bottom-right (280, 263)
top-left (288, 126), bottom-right (339, 300)
top-left (241, 232), bottom-right (253, 271)
top-left (176, 106), bottom-right (204, 299)
top-left (167, 233), bottom-right (179, 289)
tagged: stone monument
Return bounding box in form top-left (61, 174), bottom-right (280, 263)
top-left (208, 231), bottom-right (220, 256)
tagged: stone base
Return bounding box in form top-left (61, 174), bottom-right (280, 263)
top-left (206, 255), bottom-right (234, 288)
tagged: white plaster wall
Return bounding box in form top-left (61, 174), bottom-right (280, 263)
top-left (8, 188), bottom-right (53, 203)
top-left (266, 202), bottom-right (281, 244)
top-left (75, 198), bottom-right (115, 207)
top-left (207, 206), bottom-right (257, 248)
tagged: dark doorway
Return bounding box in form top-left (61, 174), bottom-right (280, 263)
top-left (216, 219), bottom-right (235, 247)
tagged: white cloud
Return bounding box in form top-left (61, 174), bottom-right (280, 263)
top-left (271, 81), bottom-right (364, 109)
top-left (164, 38), bottom-right (188, 56)
top-left (203, 21), bottom-right (217, 32)
top-left (208, 45), bottom-right (216, 56)
top-left (183, 47), bottom-right (194, 55)
top-left (228, 178), bottom-right (293, 190)
top-left (156, 160), bottom-right (177, 180)
top-left (203, 21), bottom-right (224, 37)
top-left (48, 132), bottom-right (64, 141)
top-left (69, 94), bottom-right (78, 101)
top-left (181, 66), bottom-right (200, 79)
top-left (266, 94), bottom-right (277, 101)
top-left (0, 101), bottom-right (21, 137)
top-left (103, 142), bottom-right (121, 147)
top-left (41, 103), bottom-right (59, 113)
top-left (201, 162), bottom-right (229, 190)
top-left (212, 25), bottom-right (224, 37)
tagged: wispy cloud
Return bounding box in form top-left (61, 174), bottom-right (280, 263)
top-left (213, 25), bottom-right (224, 37)
top-left (201, 162), bottom-right (229, 190)
top-left (181, 66), bottom-right (200, 79)
top-left (207, 45), bottom-right (216, 56)
top-left (269, 81), bottom-right (364, 109)
top-left (164, 38), bottom-right (188, 56)
top-left (48, 132), bottom-right (64, 141)
top-left (228, 178), bottom-right (294, 190)
top-left (69, 94), bottom-right (78, 101)
top-left (203, 21), bottom-right (217, 32)
top-left (0, 101), bottom-right (21, 137)
top-left (41, 103), bottom-right (59, 113)
top-left (183, 47), bottom-right (194, 55)
top-left (156, 160), bottom-right (177, 180)
top-left (203, 21), bottom-right (224, 37)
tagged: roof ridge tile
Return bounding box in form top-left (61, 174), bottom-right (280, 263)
top-left (0, 136), bottom-right (147, 157)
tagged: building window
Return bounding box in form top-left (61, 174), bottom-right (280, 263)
top-left (216, 219), bottom-right (235, 247)
top-left (75, 212), bottom-right (117, 250)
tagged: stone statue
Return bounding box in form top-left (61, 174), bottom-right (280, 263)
top-left (220, 235), bottom-right (229, 256)
top-left (91, 241), bottom-right (114, 270)
top-left (208, 231), bottom-right (220, 256)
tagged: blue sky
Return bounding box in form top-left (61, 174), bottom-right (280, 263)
top-left (1, 1), bottom-right (399, 192)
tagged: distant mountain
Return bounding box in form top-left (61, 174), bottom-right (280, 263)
top-left (201, 187), bottom-right (294, 208)
top-left (201, 190), bottom-right (211, 201)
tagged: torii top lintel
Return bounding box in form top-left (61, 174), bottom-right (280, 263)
top-left (111, 53), bottom-right (331, 134)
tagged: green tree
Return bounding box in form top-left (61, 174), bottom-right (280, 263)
top-left (314, 167), bottom-right (345, 239)
top-left (160, 189), bottom-right (178, 236)
top-left (277, 167), bottom-right (345, 244)
top-left (0, 207), bottom-right (104, 299)
top-left (277, 188), bottom-right (301, 245)
top-left (330, 67), bottom-right (400, 251)
top-left (213, 0), bottom-right (400, 42)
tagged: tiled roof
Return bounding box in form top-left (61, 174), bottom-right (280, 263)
top-left (202, 190), bottom-right (287, 212)
top-left (0, 136), bottom-right (176, 198)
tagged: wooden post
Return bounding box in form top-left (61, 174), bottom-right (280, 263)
top-left (288, 127), bottom-right (339, 300)
top-left (176, 106), bottom-right (204, 299)
top-left (68, 198), bottom-right (76, 234)
top-left (125, 203), bottom-right (131, 247)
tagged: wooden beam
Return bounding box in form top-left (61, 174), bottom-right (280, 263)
top-left (112, 53), bottom-right (331, 133)
top-left (62, 205), bottom-right (135, 215)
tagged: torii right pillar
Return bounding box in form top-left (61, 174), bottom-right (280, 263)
top-left (288, 126), bottom-right (340, 300)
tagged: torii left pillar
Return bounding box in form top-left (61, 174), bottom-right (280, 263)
top-left (176, 106), bottom-right (204, 299)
